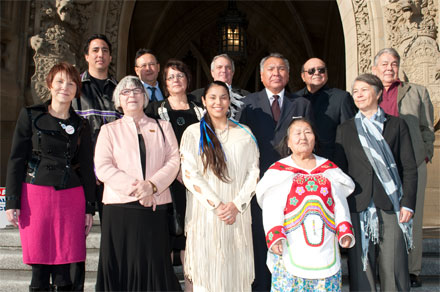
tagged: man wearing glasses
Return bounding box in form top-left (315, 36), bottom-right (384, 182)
top-left (240, 53), bottom-right (313, 291)
top-left (295, 58), bottom-right (356, 160)
top-left (134, 48), bottom-right (164, 102)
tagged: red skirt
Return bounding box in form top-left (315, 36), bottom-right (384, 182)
top-left (18, 183), bottom-right (86, 265)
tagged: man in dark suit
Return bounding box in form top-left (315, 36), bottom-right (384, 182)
top-left (240, 53), bottom-right (313, 291)
top-left (192, 54), bottom-right (248, 121)
top-left (295, 58), bottom-right (356, 160)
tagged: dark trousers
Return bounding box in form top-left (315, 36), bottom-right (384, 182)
top-left (69, 262), bottom-right (85, 291)
top-left (251, 197), bottom-right (271, 291)
top-left (31, 264), bottom-right (71, 289)
top-left (70, 184), bottom-right (103, 291)
top-left (348, 209), bottom-right (410, 291)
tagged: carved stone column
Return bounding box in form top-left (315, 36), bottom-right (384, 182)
top-left (29, 0), bottom-right (92, 102)
top-left (352, 0), bottom-right (372, 75)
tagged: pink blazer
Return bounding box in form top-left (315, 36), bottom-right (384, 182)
top-left (94, 114), bottom-right (179, 205)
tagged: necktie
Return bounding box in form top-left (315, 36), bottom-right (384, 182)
top-left (149, 87), bottom-right (157, 102)
top-left (271, 95), bottom-right (281, 123)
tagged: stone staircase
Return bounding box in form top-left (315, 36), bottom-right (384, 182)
top-left (0, 223), bottom-right (438, 291)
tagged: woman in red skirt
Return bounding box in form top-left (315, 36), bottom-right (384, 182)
top-left (5, 62), bottom-right (96, 291)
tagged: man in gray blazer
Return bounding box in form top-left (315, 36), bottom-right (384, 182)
top-left (372, 48), bottom-right (435, 288)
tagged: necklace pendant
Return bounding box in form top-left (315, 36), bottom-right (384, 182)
top-left (176, 116), bottom-right (185, 126)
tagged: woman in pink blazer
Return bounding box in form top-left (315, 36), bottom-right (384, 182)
top-left (94, 76), bottom-right (181, 291)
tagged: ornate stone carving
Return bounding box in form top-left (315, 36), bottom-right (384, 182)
top-left (105, 0), bottom-right (123, 78)
top-left (29, 0), bottom-right (92, 102)
top-left (385, 0), bottom-right (437, 55)
top-left (352, 0), bottom-right (372, 74)
top-left (384, 0), bottom-right (440, 127)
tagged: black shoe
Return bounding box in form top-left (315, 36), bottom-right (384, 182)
top-left (29, 286), bottom-right (50, 291)
top-left (410, 274), bottom-right (422, 287)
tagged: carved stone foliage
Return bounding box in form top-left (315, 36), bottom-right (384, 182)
top-left (385, 0), bottom-right (437, 55)
top-left (384, 0), bottom-right (440, 127)
top-left (30, 0), bottom-right (92, 102)
top-left (105, 0), bottom-right (123, 78)
top-left (352, 0), bottom-right (372, 74)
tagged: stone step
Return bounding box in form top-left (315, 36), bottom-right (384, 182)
top-left (0, 270), bottom-right (97, 292)
top-left (421, 237), bottom-right (440, 255)
top-left (0, 226), bottom-right (101, 249)
top-left (0, 269), bottom-right (437, 292)
top-left (1, 246), bottom-right (439, 278)
top-left (2, 225), bottom-right (438, 255)
top-left (0, 267), bottom-right (184, 292)
top-left (0, 247), bottom-right (100, 272)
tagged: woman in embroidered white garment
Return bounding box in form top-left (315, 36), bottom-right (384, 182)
top-left (334, 74), bottom-right (417, 291)
top-left (180, 81), bottom-right (259, 292)
top-left (256, 117), bottom-right (355, 292)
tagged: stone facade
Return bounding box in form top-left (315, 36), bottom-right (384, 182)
top-left (1, 0), bottom-right (439, 225)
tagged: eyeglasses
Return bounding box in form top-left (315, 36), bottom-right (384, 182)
top-left (303, 67), bottom-right (326, 75)
top-left (166, 73), bottom-right (186, 81)
top-left (136, 63), bottom-right (157, 69)
top-left (120, 88), bottom-right (144, 96)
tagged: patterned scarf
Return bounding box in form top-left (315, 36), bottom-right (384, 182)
top-left (354, 107), bottom-right (413, 271)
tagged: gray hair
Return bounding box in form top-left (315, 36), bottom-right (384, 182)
top-left (373, 48), bottom-right (400, 67)
top-left (210, 54), bottom-right (235, 73)
top-left (113, 75), bottom-right (149, 112)
top-left (259, 53), bottom-right (290, 72)
top-left (352, 73), bottom-right (384, 104)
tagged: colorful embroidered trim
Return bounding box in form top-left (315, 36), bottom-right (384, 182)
top-left (266, 225), bottom-right (286, 249)
top-left (284, 201), bottom-right (336, 234)
top-left (336, 221), bottom-right (354, 241)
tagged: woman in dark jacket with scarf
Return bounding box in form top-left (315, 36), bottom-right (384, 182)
top-left (334, 73), bottom-right (417, 291)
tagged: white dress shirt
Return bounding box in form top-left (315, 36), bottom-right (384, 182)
top-left (265, 88), bottom-right (285, 109)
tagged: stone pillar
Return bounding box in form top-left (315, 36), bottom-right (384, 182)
top-left (29, 0), bottom-right (93, 102)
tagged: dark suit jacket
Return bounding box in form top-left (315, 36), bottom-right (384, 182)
top-left (240, 89), bottom-right (313, 174)
top-left (295, 85), bottom-right (356, 160)
top-left (334, 115), bottom-right (417, 212)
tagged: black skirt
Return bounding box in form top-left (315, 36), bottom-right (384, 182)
top-left (96, 203), bottom-right (181, 291)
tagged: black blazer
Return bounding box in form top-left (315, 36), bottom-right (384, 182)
top-left (6, 102), bottom-right (96, 213)
top-left (334, 115), bottom-right (417, 212)
top-left (240, 89), bottom-right (313, 174)
top-left (295, 85), bottom-right (356, 160)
